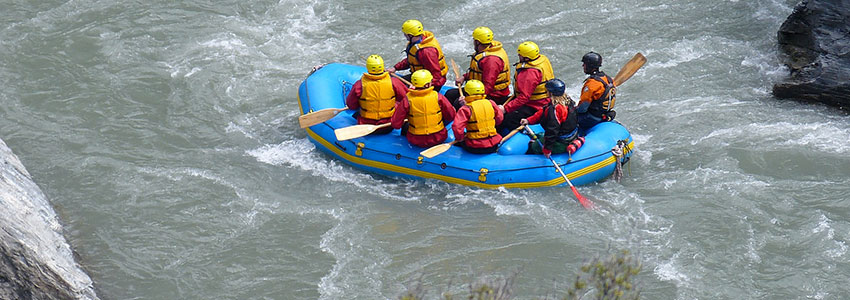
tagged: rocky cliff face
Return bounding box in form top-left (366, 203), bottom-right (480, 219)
top-left (1, 138), bottom-right (98, 300)
top-left (773, 0), bottom-right (850, 111)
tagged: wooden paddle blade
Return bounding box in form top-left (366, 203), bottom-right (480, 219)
top-left (450, 58), bottom-right (461, 80)
top-left (613, 53), bottom-right (647, 86)
top-left (334, 123), bottom-right (391, 141)
top-left (420, 143), bottom-right (453, 158)
top-left (299, 108), bottom-right (346, 128)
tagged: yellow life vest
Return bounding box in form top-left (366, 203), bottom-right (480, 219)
top-left (514, 54), bottom-right (555, 101)
top-left (467, 41), bottom-right (511, 91)
top-left (465, 96), bottom-right (497, 140)
top-left (358, 72), bottom-right (396, 120)
top-left (406, 31), bottom-right (449, 78)
top-left (406, 87), bottom-right (444, 135)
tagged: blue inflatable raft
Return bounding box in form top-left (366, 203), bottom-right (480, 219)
top-left (298, 63), bottom-right (634, 188)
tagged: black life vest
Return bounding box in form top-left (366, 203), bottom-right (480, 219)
top-left (585, 71), bottom-right (616, 118)
top-left (541, 103), bottom-right (578, 145)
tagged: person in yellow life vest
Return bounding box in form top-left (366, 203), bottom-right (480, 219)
top-left (445, 26), bottom-right (512, 109)
top-left (386, 19), bottom-right (448, 93)
top-left (577, 51), bottom-right (616, 131)
top-left (391, 70), bottom-right (456, 148)
top-left (345, 55), bottom-right (409, 134)
top-left (498, 41), bottom-right (554, 133)
top-left (451, 80), bottom-right (504, 154)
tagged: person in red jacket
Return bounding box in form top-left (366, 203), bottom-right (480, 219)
top-left (498, 41), bottom-right (554, 133)
top-left (387, 19), bottom-right (448, 93)
top-left (451, 80), bottom-right (504, 154)
top-left (521, 79), bottom-right (584, 158)
top-left (446, 26), bottom-right (512, 109)
top-left (345, 55), bottom-right (409, 134)
top-left (391, 70), bottom-right (456, 148)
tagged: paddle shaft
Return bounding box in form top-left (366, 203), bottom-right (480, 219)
top-left (498, 125), bottom-right (525, 147)
top-left (390, 73), bottom-right (413, 87)
top-left (524, 127), bottom-right (594, 209)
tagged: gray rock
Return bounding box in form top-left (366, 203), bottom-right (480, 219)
top-left (773, 0), bottom-right (850, 111)
top-left (1, 138), bottom-right (98, 300)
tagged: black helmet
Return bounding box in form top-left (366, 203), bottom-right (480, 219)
top-left (545, 79), bottom-right (566, 96)
top-left (581, 52), bottom-right (602, 70)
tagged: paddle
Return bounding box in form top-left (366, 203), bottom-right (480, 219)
top-left (420, 140), bottom-right (459, 158)
top-left (613, 53), bottom-right (646, 86)
top-left (450, 58), bottom-right (461, 85)
top-left (525, 126), bottom-right (594, 209)
top-left (420, 124), bottom-right (526, 158)
top-left (299, 107), bottom-right (348, 128)
top-left (334, 122), bottom-right (393, 141)
top-left (390, 73), bottom-right (413, 87)
top-left (498, 125), bottom-right (525, 148)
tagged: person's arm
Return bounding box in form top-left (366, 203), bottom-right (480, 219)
top-left (437, 94), bottom-right (456, 123)
top-left (344, 80), bottom-right (363, 110)
top-left (391, 98), bottom-right (409, 129)
top-left (417, 48), bottom-right (445, 86)
top-left (392, 58), bottom-right (410, 72)
top-left (524, 107), bottom-right (544, 125)
top-left (451, 106), bottom-right (471, 141)
top-left (503, 69), bottom-right (541, 113)
top-left (480, 56), bottom-right (503, 96)
top-left (391, 77), bottom-right (409, 103)
top-left (491, 100), bottom-right (504, 126)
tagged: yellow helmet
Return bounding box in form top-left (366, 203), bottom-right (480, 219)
top-left (365, 54), bottom-right (384, 74)
top-left (463, 80), bottom-right (486, 95)
top-left (410, 70), bottom-right (433, 87)
top-left (517, 41), bottom-right (540, 59)
top-left (402, 19), bottom-right (424, 36)
top-left (472, 26), bottom-right (493, 44)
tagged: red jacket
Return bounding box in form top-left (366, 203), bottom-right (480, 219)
top-left (394, 47), bottom-right (446, 87)
top-left (345, 76), bottom-right (409, 125)
top-left (390, 90), bottom-right (456, 148)
top-left (452, 99), bottom-right (504, 148)
top-left (504, 68), bottom-right (550, 113)
top-left (463, 56), bottom-right (510, 99)
top-left (526, 103), bottom-right (568, 125)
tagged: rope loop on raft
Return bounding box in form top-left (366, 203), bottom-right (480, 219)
top-left (611, 139), bottom-right (631, 182)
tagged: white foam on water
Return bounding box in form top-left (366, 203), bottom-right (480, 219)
top-left (811, 214), bottom-right (848, 259)
top-left (246, 138), bottom-right (417, 202)
top-left (780, 123), bottom-right (850, 155)
top-left (317, 207), bottom-right (390, 299)
top-left (135, 166), bottom-right (263, 227)
top-left (654, 252), bottom-right (691, 287)
top-left (695, 121), bottom-right (850, 155)
top-left (745, 222), bottom-right (762, 263)
top-left (648, 38), bottom-right (707, 69)
top-left (630, 133), bottom-right (652, 165)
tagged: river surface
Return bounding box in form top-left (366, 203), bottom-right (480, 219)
top-left (2, 0), bottom-right (850, 299)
